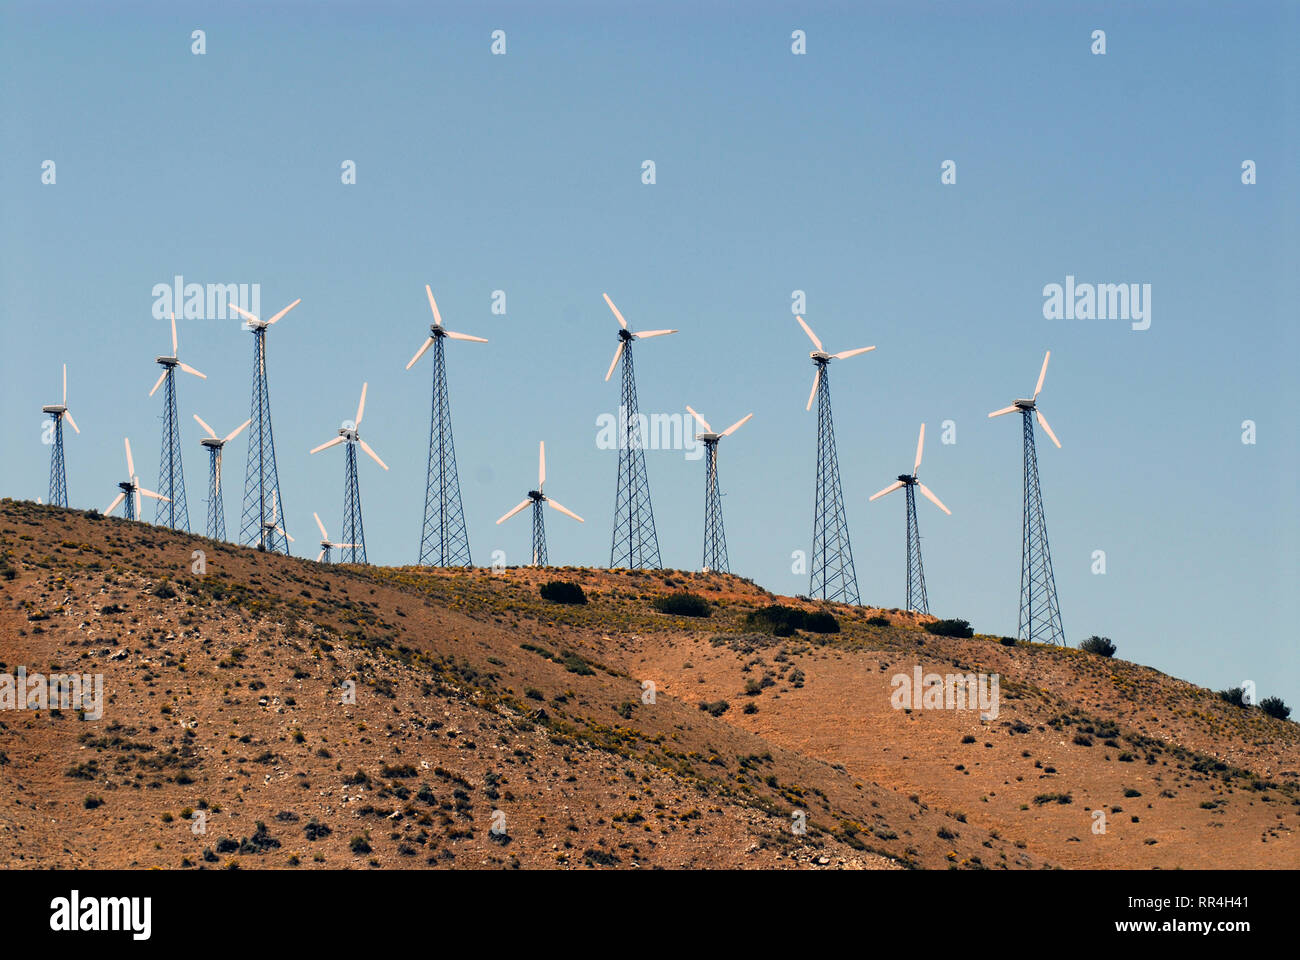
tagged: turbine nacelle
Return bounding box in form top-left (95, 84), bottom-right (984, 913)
top-left (988, 352), bottom-right (1062, 449)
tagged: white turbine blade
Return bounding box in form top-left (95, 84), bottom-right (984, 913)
top-left (138, 487), bottom-right (169, 502)
top-left (222, 418), bottom-right (252, 443)
top-left (406, 337), bottom-right (435, 370)
top-left (795, 315), bottom-right (823, 352)
top-left (314, 511), bottom-right (328, 539)
top-left (135, 490), bottom-right (142, 518)
top-left (170, 312), bottom-right (178, 355)
top-left (275, 525), bottom-right (295, 544)
top-left (545, 497), bottom-right (585, 523)
top-left (538, 441), bottom-right (546, 489)
top-left (721, 413), bottom-right (753, 437)
top-left (496, 499), bottom-right (531, 525)
top-left (988, 405), bottom-right (1018, 419)
top-left (832, 346), bottom-right (875, 360)
top-left (914, 423), bottom-right (926, 476)
top-left (63, 410), bottom-right (80, 434)
top-left (604, 341), bottom-right (624, 382)
top-left (124, 437), bottom-right (135, 478)
top-left (684, 405), bottom-right (713, 434)
top-left (62, 364), bottom-right (67, 405)
top-left (443, 329), bottom-right (488, 343)
top-left (310, 436), bottom-right (346, 455)
top-left (215, 452), bottom-right (222, 496)
top-left (266, 298), bottom-right (301, 325)
top-left (1036, 409), bottom-right (1062, 448)
top-left (316, 549), bottom-right (325, 563)
top-left (359, 438), bottom-right (389, 470)
top-left (869, 480), bottom-right (905, 502)
top-left (105, 492), bottom-right (126, 516)
top-left (179, 362), bottom-right (206, 379)
top-left (602, 292), bottom-right (628, 329)
top-left (1034, 350), bottom-right (1051, 399)
top-left (228, 302), bottom-right (259, 324)
top-left (193, 414), bottom-right (218, 438)
top-left (806, 368), bottom-right (821, 412)
top-left (148, 369), bottom-right (167, 397)
top-left (919, 482), bottom-right (952, 515)
top-left (425, 285), bottom-right (443, 327)
top-left (355, 382), bottom-right (368, 426)
top-left (632, 329), bottom-right (676, 340)
top-left (333, 543), bottom-right (360, 549)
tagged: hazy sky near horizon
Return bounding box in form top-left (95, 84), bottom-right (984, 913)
top-left (2, 1), bottom-right (1297, 708)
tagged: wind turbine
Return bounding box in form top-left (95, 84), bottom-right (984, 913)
top-left (310, 382), bottom-right (389, 564)
top-left (406, 285), bottom-right (485, 567)
top-left (312, 512), bottom-right (358, 563)
top-left (989, 350), bottom-right (1065, 645)
top-left (496, 441), bottom-right (584, 566)
top-left (601, 293), bottom-right (676, 569)
top-left (684, 405), bottom-right (753, 574)
top-left (42, 364), bottom-right (80, 507)
top-left (795, 315), bottom-right (874, 604)
top-left (229, 296), bottom-right (300, 553)
top-left (148, 312), bottom-right (206, 531)
top-left (193, 414), bottom-right (251, 541)
top-left (104, 438), bottom-right (169, 521)
top-left (868, 423), bottom-right (951, 614)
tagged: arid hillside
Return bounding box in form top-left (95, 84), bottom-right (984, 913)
top-left (0, 499), bottom-right (1295, 869)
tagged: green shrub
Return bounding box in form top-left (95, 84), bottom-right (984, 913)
top-left (1080, 635), bottom-right (1117, 657)
top-left (699, 700), bottom-right (730, 717)
top-left (744, 604), bottom-right (838, 636)
top-left (865, 615), bottom-right (890, 627)
top-left (802, 611), bottom-right (840, 634)
top-left (539, 581), bottom-right (587, 605)
top-left (652, 592), bottom-right (712, 618)
top-left (1260, 696), bottom-right (1291, 721)
top-left (745, 604), bottom-right (803, 636)
top-left (924, 619), bottom-right (973, 638)
top-left (1218, 687), bottom-right (1249, 707)
top-left (998, 636), bottom-right (1018, 646)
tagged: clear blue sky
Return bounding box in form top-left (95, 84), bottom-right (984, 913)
top-left (2, 1), bottom-right (1296, 709)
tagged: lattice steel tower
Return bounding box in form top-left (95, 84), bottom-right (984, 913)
top-left (685, 406), bottom-right (753, 574)
top-left (42, 364), bottom-right (79, 507)
top-left (406, 287), bottom-right (484, 566)
top-left (309, 382), bottom-right (389, 566)
top-left (148, 314), bottom-right (206, 531)
top-left (340, 441), bottom-right (366, 564)
top-left (795, 316), bottom-right (875, 605)
top-left (601, 293), bottom-right (676, 570)
top-left (989, 351), bottom-right (1065, 646)
top-left (231, 298), bottom-right (300, 554)
top-left (868, 423), bottom-right (951, 614)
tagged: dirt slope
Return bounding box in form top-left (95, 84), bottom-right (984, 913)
top-left (0, 499), bottom-right (1294, 869)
